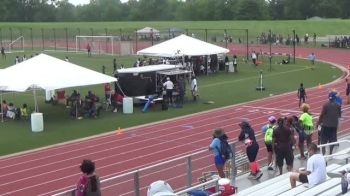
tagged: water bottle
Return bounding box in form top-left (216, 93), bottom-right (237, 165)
top-left (341, 175), bottom-right (348, 194)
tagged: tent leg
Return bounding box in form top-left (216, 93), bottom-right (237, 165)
top-left (33, 88), bottom-right (39, 112)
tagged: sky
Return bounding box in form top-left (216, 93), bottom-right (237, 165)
top-left (69, 0), bottom-right (128, 6)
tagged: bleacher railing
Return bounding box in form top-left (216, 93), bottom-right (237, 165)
top-left (52, 143), bottom-right (241, 196)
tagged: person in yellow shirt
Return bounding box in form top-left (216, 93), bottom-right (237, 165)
top-left (299, 103), bottom-right (314, 149)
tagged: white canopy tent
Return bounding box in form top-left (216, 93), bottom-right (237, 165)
top-left (0, 53), bottom-right (117, 113)
top-left (136, 27), bottom-right (160, 34)
top-left (137, 34), bottom-right (229, 57)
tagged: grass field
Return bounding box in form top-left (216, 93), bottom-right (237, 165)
top-left (0, 20), bottom-right (349, 42)
top-left (0, 51), bottom-right (343, 156)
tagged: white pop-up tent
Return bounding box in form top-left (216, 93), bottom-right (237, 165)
top-left (136, 27), bottom-right (160, 34)
top-left (137, 34), bottom-right (229, 57)
top-left (0, 53), bottom-right (117, 112)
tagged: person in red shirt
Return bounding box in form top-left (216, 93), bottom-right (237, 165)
top-left (104, 83), bottom-right (111, 102)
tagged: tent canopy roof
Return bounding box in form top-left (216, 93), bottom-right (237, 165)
top-left (117, 64), bottom-right (179, 74)
top-left (137, 34), bottom-right (229, 57)
top-left (136, 27), bottom-right (160, 34)
top-left (0, 53), bottom-right (117, 92)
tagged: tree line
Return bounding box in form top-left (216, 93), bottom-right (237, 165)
top-left (0, 0), bottom-right (349, 22)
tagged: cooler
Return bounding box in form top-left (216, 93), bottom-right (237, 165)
top-left (228, 62), bottom-right (234, 72)
top-left (123, 97), bottom-right (133, 114)
top-left (31, 113), bottom-right (44, 132)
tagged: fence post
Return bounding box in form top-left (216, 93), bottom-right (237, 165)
top-left (77, 28), bottom-right (81, 51)
top-left (187, 156), bottom-right (193, 188)
top-left (230, 143), bottom-right (237, 186)
top-left (41, 28), bottom-right (44, 50)
top-left (246, 29), bottom-right (249, 61)
top-left (224, 29), bottom-right (228, 48)
top-left (134, 171), bottom-right (140, 196)
top-left (0, 28), bottom-right (2, 46)
top-left (105, 28), bottom-right (108, 52)
top-left (53, 28), bottom-right (56, 50)
top-left (10, 28), bottom-right (13, 42)
top-left (135, 29), bottom-right (138, 54)
top-left (30, 28), bottom-right (33, 50)
top-left (65, 28), bottom-right (68, 51)
top-left (205, 29), bottom-right (208, 42)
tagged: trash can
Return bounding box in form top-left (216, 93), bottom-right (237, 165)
top-left (31, 113), bottom-right (44, 132)
top-left (123, 97), bottom-right (133, 114)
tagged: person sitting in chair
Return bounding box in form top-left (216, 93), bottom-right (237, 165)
top-left (6, 103), bottom-right (17, 120)
top-left (66, 90), bottom-right (80, 108)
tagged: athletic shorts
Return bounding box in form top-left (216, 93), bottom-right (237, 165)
top-left (275, 149), bottom-right (294, 167)
top-left (214, 155), bottom-right (225, 167)
top-left (320, 126), bottom-right (337, 144)
top-left (299, 173), bottom-right (308, 183)
top-left (265, 143), bottom-right (273, 152)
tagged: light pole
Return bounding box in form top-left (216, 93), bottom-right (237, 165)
top-left (293, 29), bottom-right (296, 64)
top-left (269, 29), bottom-right (272, 71)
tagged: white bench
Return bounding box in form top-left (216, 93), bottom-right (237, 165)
top-left (328, 148), bottom-right (350, 164)
top-left (279, 164), bottom-right (341, 196)
top-left (297, 178), bottom-right (340, 196)
top-left (317, 185), bottom-right (342, 196)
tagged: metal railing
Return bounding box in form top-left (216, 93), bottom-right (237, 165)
top-left (52, 143), bottom-right (246, 196)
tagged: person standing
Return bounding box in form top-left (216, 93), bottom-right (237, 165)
top-left (191, 76), bottom-right (199, 101)
top-left (251, 51), bottom-right (257, 66)
top-left (272, 118), bottom-right (294, 175)
top-left (113, 58), bottom-right (117, 74)
top-left (87, 43), bottom-right (92, 57)
top-left (209, 128), bottom-right (229, 178)
top-left (308, 52), bottom-right (316, 69)
top-left (317, 92), bottom-right (341, 155)
top-left (262, 116), bottom-right (277, 170)
top-left (102, 65), bottom-right (106, 74)
top-left (297, 83), bottom-right (307, 107)
top-left (233, 55), bottom-right (238, 73)
top-left (76, 159), bottom-right (101, 196)
top-left (346, 78), bottom-right (350, 104)
top-left (292, 115), bottom-right (307, 160)
top-left (238, 121), bottom-right (263, 180)
top-left (290, 143), bottom-right (326, 188)
top-left (163, 77), bottom-right (174, 106)
top-left (1, 46), bottom-right (6, 59)
top-left (299, 103), bottom-right (314, 148)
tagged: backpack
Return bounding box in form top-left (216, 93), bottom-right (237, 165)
top-left (219, 139), bottom-right (233, 161)
top-left (264, 125), bottom-right (274, 144)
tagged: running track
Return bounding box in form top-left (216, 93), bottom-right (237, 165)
top-left (1, 47), bottom-right (350, 196)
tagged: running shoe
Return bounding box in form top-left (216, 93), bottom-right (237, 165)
top-left (254, 171), bottom-right (263, 180)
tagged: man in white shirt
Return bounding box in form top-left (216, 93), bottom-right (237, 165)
top-left (163, 77), bottom-right (174, 105)
top-left (290, 143), bottom-right (326, 188)
top-left (191, 76), bottom-right (198, 101)
top-left (251, 51), bottom-right (257, 66)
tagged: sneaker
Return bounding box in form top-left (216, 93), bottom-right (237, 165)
top-left (268, 166), bottom-right (274, 171)
top-left (298, 156), bottom-right (307, 160)
top-left (254, 171), bottom-right (263, 180)
top-left (248, 172), bottom-right (254, 179)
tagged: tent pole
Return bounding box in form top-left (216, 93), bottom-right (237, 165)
top-left (1, 91), bottom-right (3, 122)
top-left (33, 88), bottom-right (39, 112)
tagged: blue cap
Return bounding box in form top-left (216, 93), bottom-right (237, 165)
top-left (329, 92), bottom-right (337, 100)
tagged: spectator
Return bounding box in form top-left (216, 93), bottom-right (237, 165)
top-left (191, 76), bottom-right (199, 101)
top-left (299, 103), bottom-right (314, 148)
top-left (272, 118), bottom-right (294, 175)
top-left (251, 51), bottom-right (257, 66)
top-left (334, 90), bottom-right (343, 141)
top-left (177, 76), bottom-right (185, 106)
top-left (104, 83), bottom-right (111, 102)
top-left (297, 83), bottom-right (307, 108)
top-left (6, 103), bottom-right (17, 119)
top-left (262, 116), bottom-right (277, 170)
top-left (76, 159), bottom-right (101, 196)
top-left (1, 46), bottom-right (5, 59)
top-left (209, 128), bottom-right (228, 178)
top-left (20, 103), bottom-right (29, 120)
top-left (163, 77), bottom-right (174, 106)
top-left (346, 78), bottom-right (350, 104)
top-left (290, 143), bottom-right (326, 188)
top-left (66, 90), bottom-right (80, 108)
top-left (147, 180), bottom-right (176, 196)
top-left (87, 43), bottom-right (91, 57)
top-left (113, 58), bottom-right (117, 73)
top-left (317, 92), bottom-right (341, 155)
top-left (15, 56), bottom-right (19, 64)
top-left (65, 56), bottom-right (69, 62)
top-left (2, 100), bottom-right (8, 116)
top-left (292, 115), bottom-right (307, 160)
top-left (102, 65), bottom-right (105, 74)
top-left (238, 121), bottom-right (263, 180)
top-left (233, 55), bottom-right (238, 73)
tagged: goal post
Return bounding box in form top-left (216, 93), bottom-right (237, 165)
top-left (75, 35), bottom-right (120, 55)
top-left (5, 36), bottom-right (24, 53)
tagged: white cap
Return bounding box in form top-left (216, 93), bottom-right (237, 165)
top-left (166, 77), bottom-right (170, 81)
top-left (147, 180), bottom-right (176, 196)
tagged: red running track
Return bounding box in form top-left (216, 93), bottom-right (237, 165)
top-left (0, 47), bottom-right (350, 196)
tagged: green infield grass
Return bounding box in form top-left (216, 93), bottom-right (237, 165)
top-left (0, 51), bottom-right (343, 156)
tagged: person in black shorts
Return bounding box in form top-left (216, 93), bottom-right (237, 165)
top-left (346, 78), bottom-right (350, 104)
top-left (297, 83), bottom-right (307, 107)
top-left (317, 92), bottom-right (341, 155)
top-left (272, 118), bottom-right (294, 175)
